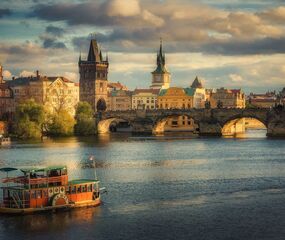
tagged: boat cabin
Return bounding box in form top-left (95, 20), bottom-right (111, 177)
top-left (0, 166), bottom-right (100, 210)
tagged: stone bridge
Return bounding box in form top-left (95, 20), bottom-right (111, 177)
top-left (96, 108), bottom-right (285, 137)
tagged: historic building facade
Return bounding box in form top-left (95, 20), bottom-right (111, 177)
top-left (157, 87), bottom-right (194, 109)
top-left (79, 39), bottom-right (109, 112)
top-left (150, 40), bottom-right (171, 90)
top-left (132, 89), bottom-right (159, 110)
top-left (191, 76), bottom-right (207, 108)
top-left (157, 87), bottom-right (197, 131)
top-left (210, 88), bottom-right (245, 108)
top-left (107, 90), bottom-right (132, 111)
top-left (0, 65), bottom-right (14, 119)
top-left (7, 72), bottom-right (79, 116)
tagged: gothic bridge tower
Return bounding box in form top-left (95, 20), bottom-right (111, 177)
top-left (150, 40), bottom-right (171, 89)
top-left (79, 38), bottom-right (109, 112)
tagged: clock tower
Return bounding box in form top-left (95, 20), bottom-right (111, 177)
top-left (150, 40), bottom-right (171, 90)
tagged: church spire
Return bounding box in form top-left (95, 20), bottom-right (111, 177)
top-left (153, 38), bottom-right (168, 74)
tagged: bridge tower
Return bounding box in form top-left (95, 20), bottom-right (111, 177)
top-left (150, 39), bottom-right (171, 90)
top-left (79, 38), bottom-right (109, 112)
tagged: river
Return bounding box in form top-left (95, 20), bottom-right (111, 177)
top-left (0, 130), bottom-right (285, 240)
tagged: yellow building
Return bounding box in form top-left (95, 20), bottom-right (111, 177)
top-left (108, 90), bottom-right (132, 111)
top-left (210, 88), bottom-right (245, 108)
top-left (157, 87), bottom-right (194, 109)
top-left (132, 89), bottom-right (159, 110)
top-left (8, 72), bottom-right (79, 116)
top-left (158, 87), bottom-right (197, 132)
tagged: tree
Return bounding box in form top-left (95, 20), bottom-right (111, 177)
top-left (74, 102), bottom-right (96, 136)
top-left (47, 110), bottom-right (75, 136)
top-left (14, 99), bottom-right (45, 139)
top-left (217, 100), bottom-right (223, 109)
top-left (205, 99), bottom-right (211, 109)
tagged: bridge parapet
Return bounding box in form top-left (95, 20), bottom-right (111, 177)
top-left (97, 108), bottom-right (285, 137)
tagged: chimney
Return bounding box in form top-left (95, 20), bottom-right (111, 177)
top-left (36, 70), bottom-right (39, 78)
top-left (12, 76), bottom-right (15, 81)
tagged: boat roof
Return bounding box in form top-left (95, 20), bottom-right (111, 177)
top-left (0, 166), bottom-right (67, 174)
top-left (68, 179), bottom-right (99, 185)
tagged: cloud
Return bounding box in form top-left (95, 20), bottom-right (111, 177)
top-left (46, 25), bottom-right (66, 37)
top-left (258, 6), bottom-right (285, 24)
top-left (0, 8), bottom-right (11, 18)
top-left (29, 1), bottom-right (285, 56)
top-left (3, 70), bottom-right (12, 79)
top-left (63, 71), bottom-right (78, 82)
top-left (19, 70), bottom-right (36, 77)
top-left (203, 37), bottom-right (285, 55)
top-left (39, 25), bottom-right (67, 49)
top-left (229, 74), bottom-right (243, 82)
top-left (106, 0), bottom-right (141, 17)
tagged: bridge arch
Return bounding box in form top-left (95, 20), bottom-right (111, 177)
top-left (221, 114), bottom-right (267, 136)
top-left (97, 117), bottom-right (131, 134)
top-left (153, 114), bottom-right (199, 134)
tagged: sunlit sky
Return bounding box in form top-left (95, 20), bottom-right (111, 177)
top-left (0, 0), bottom-right (285, 93)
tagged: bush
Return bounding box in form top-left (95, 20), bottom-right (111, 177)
top-left (47, 110), bottom-right (75, 136)
top-left (74, 102), bottom-right (96, 136)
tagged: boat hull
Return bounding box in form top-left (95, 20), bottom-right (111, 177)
top-left (0, 198), bottom-right (101, 215)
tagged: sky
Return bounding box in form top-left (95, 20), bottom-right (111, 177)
top-left (0, 0), bottom-right (285, 93)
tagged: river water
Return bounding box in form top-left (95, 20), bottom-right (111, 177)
top-left (0, 130), bottom-right (285, 240)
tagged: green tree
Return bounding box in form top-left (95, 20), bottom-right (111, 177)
top-left (47, 110), bottom-right (75, 136)
top-left (14, 99), bottom-right (45, 139)
top-left (74, 102), bottom-right (96, 136)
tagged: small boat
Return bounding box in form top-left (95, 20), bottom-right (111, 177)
top-left (0, 137), bottom-right (11, 145)
top-left (0, 166), bottom-right (102, 215)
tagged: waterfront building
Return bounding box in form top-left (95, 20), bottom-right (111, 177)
top-left (248, 92), bottom-right (277, 108)
top-left (0, 65), bottom-right (14, 119)
top-left (150, 40), bottom-right (171, 90)
top-left (157, 87), bottom-right (196, 131)
top-left (157, 87), bottom-right (194, 109)
top-left (7, 72), bottom-right (79, 116)
top-left (108, 90), bottom-right (132, 111)
top-left (79, 38), bottom-right (109, 112)
top-left (132, 89), bottom-right (159, 110)
top-left (191, 76), bottom-right (207, 108)
top-left (210, 88), bottom-right (245, 108)
top-left (108, 82), bottom-right (128, 93)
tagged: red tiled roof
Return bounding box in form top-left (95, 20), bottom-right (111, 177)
top-left (230, 89), bottom-right (242, 94)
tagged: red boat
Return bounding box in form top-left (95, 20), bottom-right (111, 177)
top-left (0, 166), bottom-right (102, 214)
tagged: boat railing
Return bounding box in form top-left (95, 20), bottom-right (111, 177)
top-left (2, 175), bottom-right (68, 186)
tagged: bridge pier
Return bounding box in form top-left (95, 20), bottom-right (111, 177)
top-left (198, 122), bottom-right (222, 136)
top-left (132, 118), bottom-right (153, 134)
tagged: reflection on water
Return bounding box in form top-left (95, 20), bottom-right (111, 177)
top-left (0, 130), bottom-right (285, 240)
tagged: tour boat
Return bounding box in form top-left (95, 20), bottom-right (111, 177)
top-left (0, 166), bottom-right (103, 214)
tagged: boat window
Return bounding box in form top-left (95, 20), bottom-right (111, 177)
top-left (31, 190), bottom-right (36, 199)
top-left (77, 185), bottom-right (81, 193)
top-left (82, 185), bottom-right (87, 192)
top-left (87, 184), bottom-right (92, 192)
top-left (49, 170), bottom-right (60, 177)
top-left (42, 189), bottom-right (48, 198)
top-left (61, 169), bottom-right (67, 175)
top-left (36, 190), bottom-right (42, 199)
top-left (66, 187), bottom-right (70, 194)
top-left (71, 186), bottom-right (76, 194)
